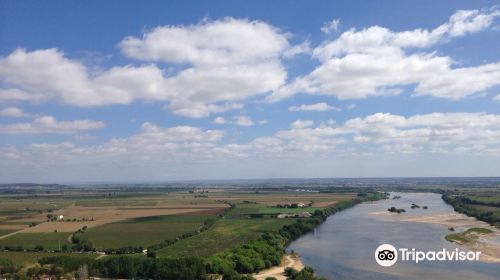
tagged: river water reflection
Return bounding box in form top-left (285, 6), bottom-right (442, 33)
top-left (287, 192), bottom-right (500, 280)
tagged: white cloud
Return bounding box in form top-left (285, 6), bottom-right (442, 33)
top-left (341, 112), bottom-right (500, 153)
top-left (5, 112), bottom-right (500, 181)
top-left (229, 112), bottom-right (500, 155)
top-left (0, 107), bottom-right (29, 118)
top-left (321, 19), bottom-right (340, 34)
top-left (291, 120), bottom-right (314, 129)
top-left (99, 123), bottom-right (224, 155)
top-left (495, 94), bottom-right (500, 101)
top-left (346, 104), bottom-right (356, 110)
top-left (233, 116), bottom-right (254, 126)
top-left (119, 18), bottom-right (294, 66)
top-left (289, 102), bottom-right (341, 112)
top-left (213, 117), bottom-right (227, 124)
top-left (0, 115), bottom-right (104, 134)
top-left (268, 8), bottom-right (500, 102)
top-left (213, 115), bottom-right (265, 126)
top-left (0, 48), bottom-right (167, 106)
top-left (0, 18), bottom-right (307, 118)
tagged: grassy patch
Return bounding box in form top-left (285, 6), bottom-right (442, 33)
top-left (0, 232), bottom-right (71, 250)
top-left (75, 199), bottom-right (157, 207)
top-left (156, 217), bottom-right (297, 258)
top-left (0, 229), bottom-right (17, 236)
top-left (82, 214), bottom-right (211, 249)
top-left (467, 194), bottom-right (500, 204)
top-left (0, 251), bottom-right (96, 265)
top-left (445, 227), bottom-right (493, 244)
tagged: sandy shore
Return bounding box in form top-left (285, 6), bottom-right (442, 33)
top-left (253, 254), bottom-right (304, 280)
top-left (370, 211), bottom-right (500, 263)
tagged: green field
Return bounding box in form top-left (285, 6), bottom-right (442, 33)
top-left (75, 199), bottom-right (158, 207)
top-left (467, 194), bottom-right (500, 203)
top-left (82, 214), bottom-right (211, 249)
top-left (156, 217), bottom-right (297, 258)
top-left (0, 251), bottom-right (96, 265)
top-left (0, 229), bottom-right (16, 236)
top-left (0, 232), bottom-right (71, 250)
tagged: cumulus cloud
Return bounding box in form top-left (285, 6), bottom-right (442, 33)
top-left (0, 107), bottom-right (29, 118)
top-left (0, 18), bottom-right (306, 118)
top-left (290, 120), bottom-right (314, 129)
top-left (100, 123), bottom-right (224, 156)
top-left (321, 19), bottom-right (340, 34)
top-left (346, 104), bottom-right (356, 110)
top-left (0, 116), bottom-right (104, 134)
top-left (268, 7), bottom-right (500, 101)
top-left (220, 112), bottom-right (500, 156)
top-left (213, 117), bottom-right (227, 124)
top-left (289, 102), bottom-right (341, 112)
top-left (1, 123), bottom-right (223, 166)
top-left (4, 112), bottom-right (500, 181)
top-left (212, 115), bottom-right (262, 126)
top-left (119, 18), bottom-right (294, 66)
top-left (233, 116), bottom-right (255, 126)
top-left (0, 48), bottom-right (168, 106)
top-left (342, 112), bottom-right (500, 154)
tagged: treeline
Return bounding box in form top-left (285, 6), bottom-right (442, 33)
top-left (442, 194), bottom-right (499, 227)
top-left (35, 256), bottom-right (206, 280)
top-left (457, 196), bottom-right (500, 208)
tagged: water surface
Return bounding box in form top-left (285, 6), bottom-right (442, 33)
top-left (288, 192), bottom-right (500, 280)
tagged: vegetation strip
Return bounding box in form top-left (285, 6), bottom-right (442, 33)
top-left (442, 194), bottom-right (500, 228)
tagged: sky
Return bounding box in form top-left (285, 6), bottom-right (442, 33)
top-left (1, 0), bottom-right (500, 183)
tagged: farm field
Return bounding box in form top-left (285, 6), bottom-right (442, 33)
top-left (466, 194), bottom-right (500, 204)
top-left (0, 185), bottom-right (361, 272)
top-left (0, 251), bottom-right (97, 265)
top-left (0, 232), bottom-right (70, 250)
top-left (82, 214), bottom-right (215, 249)
top-left (156, 217), bottom-right (298, 258)
top-left (0, 229), bottom-right (16, 237)
top-left (152, 193), bottom-right (357, 258)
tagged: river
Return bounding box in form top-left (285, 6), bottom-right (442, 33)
top-left (287, 192), bottom-right (500, 280)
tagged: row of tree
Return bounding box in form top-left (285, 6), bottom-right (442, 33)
top-left (442, 194), bottom-right (499, 227)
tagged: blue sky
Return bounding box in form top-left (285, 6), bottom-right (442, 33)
top-left (0, 0), bottom-right (500, 182)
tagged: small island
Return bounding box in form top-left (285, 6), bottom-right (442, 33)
top-left (410, 203), bottom-right (420, 209)
top-left (388, 206), bottom-right (406, 214)
top-left (445, 227), bottom-right (493, 244)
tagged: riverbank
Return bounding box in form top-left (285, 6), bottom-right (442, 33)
top-left (253, 254), bottom-right (304, 280)
top-left (369, 198), bottom-right (500, 264)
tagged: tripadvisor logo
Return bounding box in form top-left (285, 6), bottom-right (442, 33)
top-left (375, 244), bottom-right (398, 267)
top-left (375, 244), bottom-right (481, 267)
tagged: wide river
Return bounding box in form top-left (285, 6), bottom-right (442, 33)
top-left (288, 192), bottom-right (500, 280)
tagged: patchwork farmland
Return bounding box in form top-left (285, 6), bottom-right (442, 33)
top-left (0, 185), bottom-right (358, 266)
